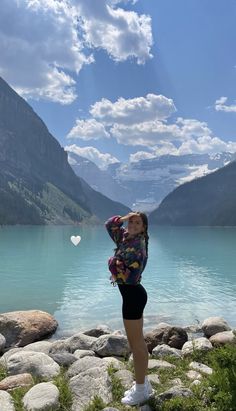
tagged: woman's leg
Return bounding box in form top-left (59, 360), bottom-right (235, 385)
top-left (123, 316), bottom-right (149, 384)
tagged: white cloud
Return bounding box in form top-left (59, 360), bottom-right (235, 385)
top-left (177, 135), bottom-right (236, 155)
top-left (215, 96), bottom-right (236, 113)
top-left (67, 119), bottom-right (110, 140)
top-left (176, 118), bottom-right (212, 139)
top-left (65, 144), bottom-right (119, 169)
top-left (0, 0), bottom-right (92, 104)
top-left (0, 0), bottom-right (153, 103)
top-left (91, 94), bottom-right (176, 125)
top-left (77, 0), bottom-right (153, 64)
top-left (68, 94), bottom-right (236, 156)
top-left (110, 120), bottom-right (180, 146)
top-left (129, 151), bottom-right (156, 162)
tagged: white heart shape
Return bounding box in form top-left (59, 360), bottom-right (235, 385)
top-left (70, 235), bottom-right (81, 246)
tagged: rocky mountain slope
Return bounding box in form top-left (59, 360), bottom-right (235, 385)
top-left (0, 77), bottom-right (130, 224)
top-left (149, 160), bottom-right (236, 226)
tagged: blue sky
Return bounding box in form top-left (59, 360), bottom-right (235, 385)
top-left (1, 0), bottom-right (236, 168)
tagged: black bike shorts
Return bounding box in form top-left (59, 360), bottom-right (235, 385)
top-left (117, 283), bottom-right (148, 320)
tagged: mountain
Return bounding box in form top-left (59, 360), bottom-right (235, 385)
top-left (67, 151), bottom-right (133, 206)
top-left (0, 77), bottom-right (130, 225)
top-left (149, 160), bottom-right (236, 226)
top-left (68, 150), bottom-right (236, 212)
top-left (107, 153), bottom-right (235, 211)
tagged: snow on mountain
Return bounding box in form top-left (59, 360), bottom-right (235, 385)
top-left (68, 150), bottom-right (236, 213)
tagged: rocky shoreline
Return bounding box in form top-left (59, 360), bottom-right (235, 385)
top-left (0, 310), bottom-right (235, 411)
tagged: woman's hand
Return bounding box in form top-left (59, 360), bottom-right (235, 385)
top-left (119, 212), bottom-right (139, 222)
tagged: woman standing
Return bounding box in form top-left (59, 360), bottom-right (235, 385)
top-left (105, 212), bottom-right (153, 406)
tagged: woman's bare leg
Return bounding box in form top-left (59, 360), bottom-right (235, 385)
top-left (123, 316), bottom-right (148, 384)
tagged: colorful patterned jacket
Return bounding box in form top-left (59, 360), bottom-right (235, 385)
top-left (105, 215), bottom-right (147, 286)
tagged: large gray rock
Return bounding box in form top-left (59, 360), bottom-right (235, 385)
top-left (148, 359), bottom-right (176, 370)
top-left (189, 361), bottom-right (213, 375)
top-left (0, 373), bottom-right (34, 391)
top-left (0, 311), bottom-right (58, 348)
top-left (144, 324), bottom-right (171, 353)
top-left (67, 356), bottom-right (106, 379)
top-left (23, 382), bottom-right (59, 411)
top-left (67, 333), bottom-right (98, 352)
top-left (102, 357), bottom-right (125, 370)
top-left (49, 352), bottom-right (78, 367)
top-left (158, 386), bottom-right (193, 401)
top-left (69, 366), bottom-right (112, 411)
top-left (209, 330), bottom-right (236, 346)
top-left (22, 341), bottom-right (53, 355)
top-left (186, 370), bottom-right (202, 380)
top-left (73, 349), bottom-right (95, 359)
top-left (49, 340), bottom-right (71, 354)
top-left (0, 390), bottom-right (15, 411)
top-left (0, 333), bottom-right (6, 353)
top-left (148, 374), bottom-right (160, 385)
top-left (1, 351), bottom-right (60, 379)
top-left (152, 344), bottom-right (182, 359)
top-left (162, 327), bottom-right (188, 349)
top-left (113, 369), bottom-right (133, 388)
top-left (202, 317), bottom-right (231, 338)
top-left (83, 325), bottom-right (112, 338)
top-left (182, 338), bottom-right (213, 356)
top-left (93, 334), bottom-right (130, 357)
top-left (0, 348), bottom-right (23, 364)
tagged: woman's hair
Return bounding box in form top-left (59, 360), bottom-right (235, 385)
top-left (136, 211), bottom-right (149, 257)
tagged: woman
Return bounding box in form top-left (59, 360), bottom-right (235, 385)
top-left (105, 212), bottom-right (153, 406)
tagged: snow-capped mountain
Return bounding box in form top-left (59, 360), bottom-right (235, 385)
top-left (68, 150), bottom-right (236, 213)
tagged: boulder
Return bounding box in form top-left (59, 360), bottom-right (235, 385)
top-left (202, 317), bottom-right (231, 338)
top-left (102, 357), bottom-right (125, 370)
top-left (73, 349), bottom-right (95, 359)
top-left (144, 324), bottom-right (171, 353)
top-left (22, 341), bottom-right (52, 355)
top-left (148, 359), bottom-right (176, 371)
top-left (169, 378), bottom-right (183, 387)
top-left (186, 370), bottom-right (202, 380)
top-left (0, 311), bottom-right (58, 348)
top-left (1, 351), bottom-right (60, 379)
top-left (49, 352), bottom-right (78, 367)
top-left (67, 356), bottom-right (106, 379)
top-left (69, 366), bottom-right (112, 411)
top-left (23, 382), bottom-right (59, 411)
top-left (66, 333), bottom-right (97, 352)
top-left (148, 374), bottom-right (160, 385)
top-left (0, 390), bottom-right (15, 411)
top-left (0, 373), bottom-right (33, 391)
top-left (189, 361), bottom-right (213, 375)
top-left (162, 327), bottom-right (188, 349)
top-left (83, 325), bottom-right (112, 338)
top-left (0, 333), bottom-right (6, 353)
top-left (209, 330), bottom-right (236, 346)
top-left (93, 334), bottom-right (130, 357)
top-left (182, 338), bottom-right (213, 356)
top-left (0, 348), bottom-right (23, 363)
top-left (113, 369), bottom-right (133, 388)
top-left (158, 386), bottom-right (193, 402)
top-left (152, 344), bottom-right (182, 359)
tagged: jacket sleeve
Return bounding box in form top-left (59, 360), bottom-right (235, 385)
top-left (105, 215), bottom-right (125, 245)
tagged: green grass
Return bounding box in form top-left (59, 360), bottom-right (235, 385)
top-left (0, 365), bottom-right (7, 381)
top-left (83, 395), bottom-right (107, 411)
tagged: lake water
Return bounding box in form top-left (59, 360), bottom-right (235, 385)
top-left (0, 225), bottom-right (236, 338)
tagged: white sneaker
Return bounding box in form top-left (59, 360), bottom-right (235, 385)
top-left (124, 380), bottom-right (153, 396)
top-left (121, 385), bottom-right (151, 406)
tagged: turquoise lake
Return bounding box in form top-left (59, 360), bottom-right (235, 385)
top-left (0, 225), bottom-right (236, 337)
